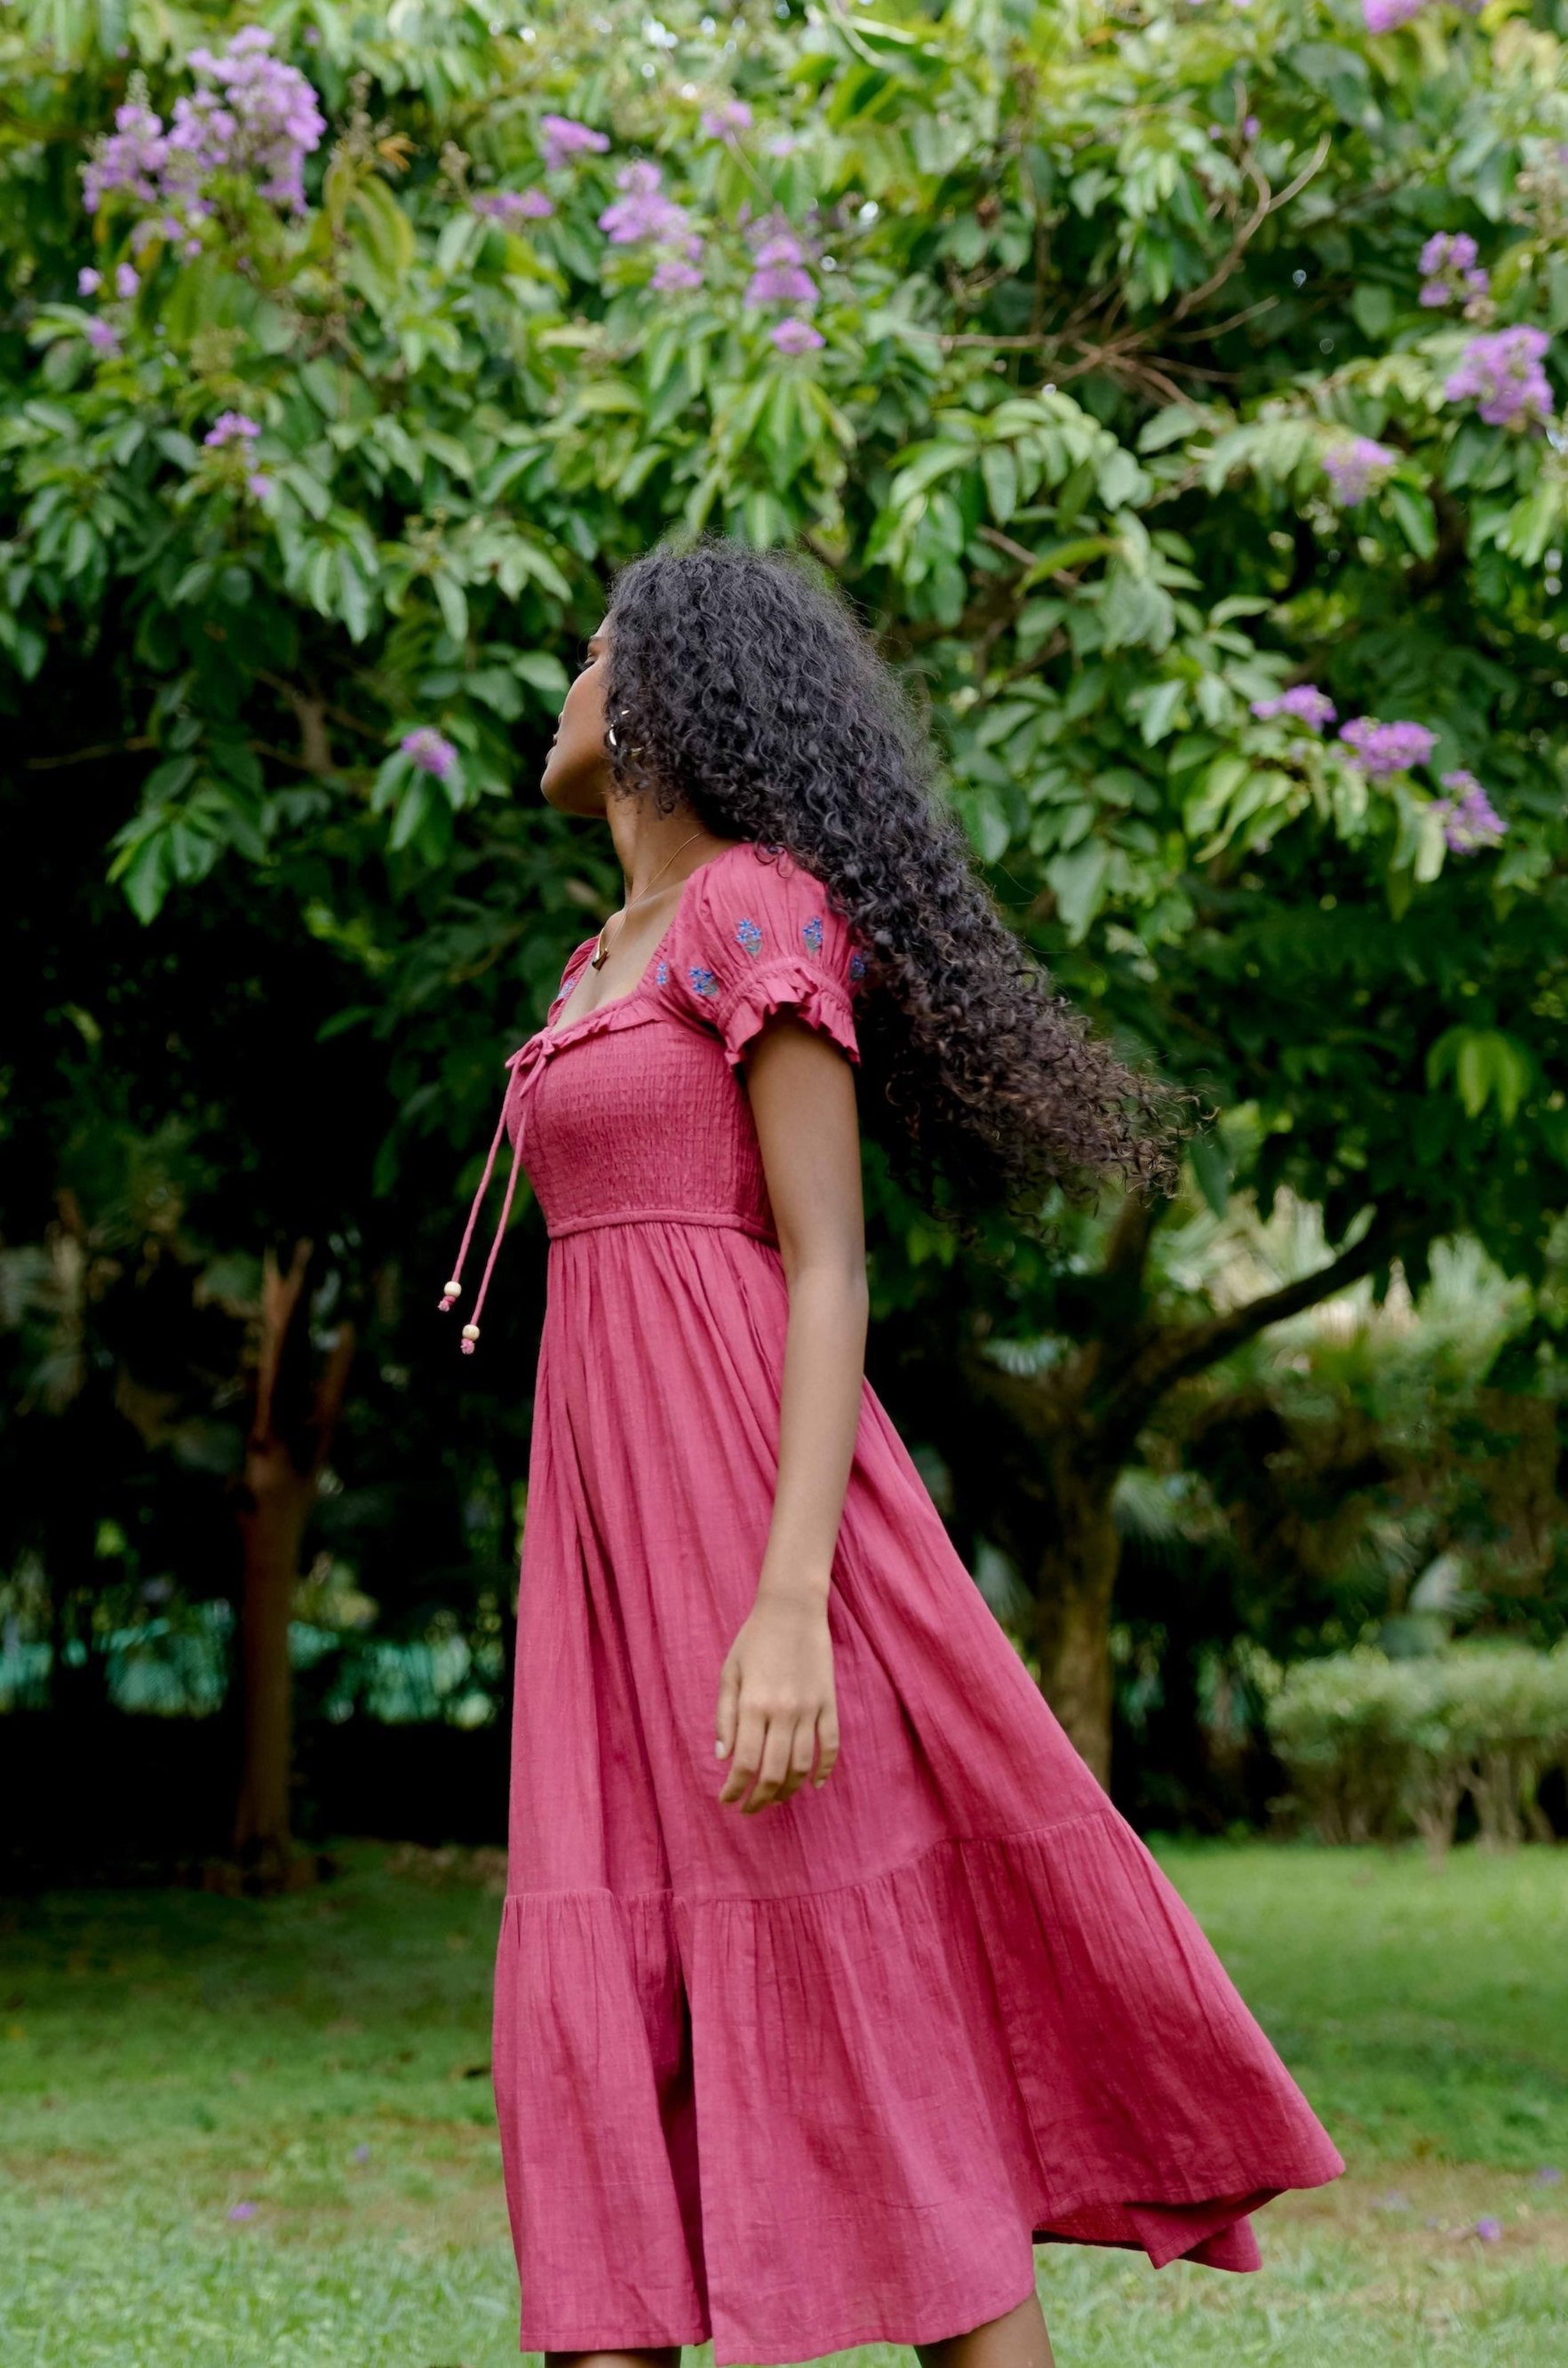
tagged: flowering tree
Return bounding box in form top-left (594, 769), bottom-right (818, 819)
top-left (4, 0), bottom-right (1567, 1798)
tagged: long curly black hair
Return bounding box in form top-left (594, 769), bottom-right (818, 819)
top-left (603, 540), bottom-right (1187, 1216)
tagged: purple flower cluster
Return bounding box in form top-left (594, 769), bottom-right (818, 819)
top-left (472, 188), bottom-right (553, 225)
top-left (82, 29), bottom-right (324, 235)
top-left (1340, 717), bottom-right (1437, 776)
top-left (598, 163), bottom-right (704, 292)
top-left (83, 103), bottom-right (168, 217)
top-left (203, 411), bottom-right (260, 448)
top-left (84, 316), bottom-right (122, 355)
top-left (745, 218), bottom-right (817, 309)
top-left (402, 728), bottom-right (458, 781)
top-left (180, 28), bottom-right (326, 211)
top-left (1419, 232), bottom-right (1489, 311)
top-left (1445, 325), bottom-right (1553, 430)
top-left (540, 115), bottom-right (609, 173)
top-left (651, 251), bottom-right (704, 293)
top-left (737, 216), bottom-right (821, 349)
top-left (599, 161), bottom-right (688, 245)
top-left (1433, 769), bottom-right (1506, 852)
top-left (1363, 0), bottom-right (1425, 28)
top-left (700, 98), bottom-right (753, 141)
top-left (1251, 685), bottom-right (1337, 730)
top-left (202, 411), bottom-right (267, 496)
top-left (1323, 437), bottom-right (1397, 506)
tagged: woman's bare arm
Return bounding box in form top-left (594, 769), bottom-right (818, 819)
top-left (713, 1016), bottom-right (868, 1813)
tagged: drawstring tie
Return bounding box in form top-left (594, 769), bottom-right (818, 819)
top-left (438, 1044), bottom-right (537, 1354)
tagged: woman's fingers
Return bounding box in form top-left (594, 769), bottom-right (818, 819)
top-left (714, 1654), bottom-right (741, 1764)
top-left (814, 1699), bottom-right (840, 1788)
top-left (718, 1702), bottom-right (767, 1806)
top-left (776, 1714), bottom-right (820, 1803)
top-left (743, 1712), bottom-right (800, 1813)
top-left (716, 1686), bottom-right (840, 1811)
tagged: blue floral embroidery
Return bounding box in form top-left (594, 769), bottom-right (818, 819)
top-left (801, 913), bottom-right (824, 954)
top-left (655, 959), bottom-right (668, 986)
top-left (688, 963), bottom-right (720, 999)
top-left (848, 949), bottom-right (867, 980)
top-left (735, 916), bottom-right (763, 958)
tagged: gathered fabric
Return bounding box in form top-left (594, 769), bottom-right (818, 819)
top-left (449, 841), bottom-right (1341, 2366)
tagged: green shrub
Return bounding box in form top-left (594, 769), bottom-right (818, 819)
top-left (1268, 1643), bottom-right (1568, 1860)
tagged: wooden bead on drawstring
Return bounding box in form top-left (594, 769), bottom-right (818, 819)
top-left (439, 1280), bottom-right (462, 1311)
top-left (461, 1322), bottom-right (481, 1355)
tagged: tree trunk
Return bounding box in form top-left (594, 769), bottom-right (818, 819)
top-left (231, 1436), bottom-right (315, 1880)
top-left (1033, 1453), bottom-right (1121, 1789)
top-left (228, 1241), bottom-right (354, 1888)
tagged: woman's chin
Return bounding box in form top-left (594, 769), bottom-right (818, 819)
top-left (538, 760), bottom-right (607, 817)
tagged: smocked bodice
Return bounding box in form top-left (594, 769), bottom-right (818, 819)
top-left (512, 1000), bottom-right (780, 1242)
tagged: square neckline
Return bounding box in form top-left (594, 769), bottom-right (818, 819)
top-left (545, 841), bottom-right (747, 1040)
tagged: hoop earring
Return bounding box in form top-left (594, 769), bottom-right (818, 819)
top-left (605, 722), bottom-right (618, 751)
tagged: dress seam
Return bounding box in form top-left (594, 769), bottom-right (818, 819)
top-left (546, 1208), bottom-right (779, 1243)
top-left (502, 1811), bottom-right (1121, 1913)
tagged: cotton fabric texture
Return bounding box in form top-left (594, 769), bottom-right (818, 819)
top-left (472, 840), bottom-right (1341, 2364)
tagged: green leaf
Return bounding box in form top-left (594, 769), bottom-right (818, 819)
top-left (140, 756), bottom-right (199, 804)
top-left (1427, 1028), bottom-right (1534, 1126)
top-left (349, 174), bottom-right (417, 285)
top-left (1349, 283), bottom-right (1395, 339)
top-left (1046, 841), bottom-right (1110, 941)
top-left (1386, 482), bottom-right (1437, 561)
top-left (115, 833), bottom-right (172, 923)
top-left (1138, 679), bottom-right (1186, 746)
top-left (1021, 537), bottom-right (1114, 588)
top-left (1137, 406), bottom-right (1205, 456)
top-left (513, 651), bottom-right (570, 701)
top-left (981, 445), bottom-right (1019, 524)
top-left (434, 573), bottom-right (469, 645)
top-left (1190, 1129), bottom-right (1230, 1217)
top-left (390, 774), bottom-right (437, 852)
top-left (338, 555), bottom-right (372, 643)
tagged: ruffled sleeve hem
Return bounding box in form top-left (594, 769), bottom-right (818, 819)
top-left (717, 960), bottom-right (861, 1071)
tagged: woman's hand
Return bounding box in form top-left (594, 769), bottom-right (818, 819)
top-left (715, 1586), bottom-right (840, 1813)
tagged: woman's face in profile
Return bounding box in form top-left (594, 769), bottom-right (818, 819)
top-left (541, 618), bottom-right (611, 815)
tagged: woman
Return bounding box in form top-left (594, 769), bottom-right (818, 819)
top-left (439, 543), bottom-right (1341, 2368)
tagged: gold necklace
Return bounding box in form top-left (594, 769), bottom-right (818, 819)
top-left (589, 827), bottom-right (710, 970)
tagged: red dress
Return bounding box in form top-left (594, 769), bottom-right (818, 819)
top-left (441, 840), bottom-right (1341, 2364)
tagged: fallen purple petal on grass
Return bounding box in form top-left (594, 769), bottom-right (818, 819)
top-left (227, 2200), bottom-right (258, 2220)
top-left (352, 2143), bottom-right (370, 2164)
top-left (1536, 2165), bottom-right (1564, 2186)
top-left (1475, 2217), bottom-right (1503, 2242)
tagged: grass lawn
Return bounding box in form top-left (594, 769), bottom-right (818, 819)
top-left (2, 1838), bottom-right (1564, 2367)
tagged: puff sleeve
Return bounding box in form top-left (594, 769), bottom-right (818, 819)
top-left (677, 845), bottom-right (867, 1070)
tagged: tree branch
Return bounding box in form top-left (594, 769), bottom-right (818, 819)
top-left (25, 738), bottom-right (155, 770)
top-left (1100, 1211), bottom-right (1422, 1451)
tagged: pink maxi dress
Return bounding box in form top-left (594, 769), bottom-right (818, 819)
top-left (440, 839), bottom-right (1342, 2365)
